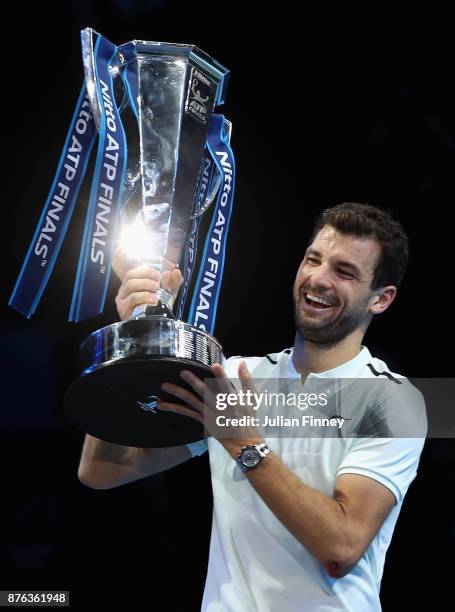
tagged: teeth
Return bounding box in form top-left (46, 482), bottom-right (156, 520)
top-left (306, 293), bottom-right (332, 307)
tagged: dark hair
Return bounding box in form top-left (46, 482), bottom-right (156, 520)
top-left (309, 202), bottom-right (409, 289)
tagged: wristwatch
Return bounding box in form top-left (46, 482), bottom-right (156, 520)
top-left (237, 443), bottom-right (271, 472)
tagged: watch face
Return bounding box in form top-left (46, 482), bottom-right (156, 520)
top-left (241, 448), bottom-right (260, 468)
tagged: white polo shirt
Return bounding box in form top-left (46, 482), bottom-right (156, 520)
top-left (200, 346), bottom-right (427, 612)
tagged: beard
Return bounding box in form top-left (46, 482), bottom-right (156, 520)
top-left (294, 292), bottom-right (370, 348)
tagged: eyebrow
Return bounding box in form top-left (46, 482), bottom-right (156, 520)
top-left (305, 248), bottom-right (362, 276)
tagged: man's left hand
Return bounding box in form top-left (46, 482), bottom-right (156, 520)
top-left (157, 361), bottom-right (264, 450)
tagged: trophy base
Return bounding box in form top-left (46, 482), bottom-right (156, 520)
top-left (64, 316), bottom-right (224, 448)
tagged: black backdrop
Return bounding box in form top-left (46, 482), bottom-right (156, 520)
top-left (1, 2), bottom-right (454, 610)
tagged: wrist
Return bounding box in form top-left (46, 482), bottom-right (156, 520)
top-left (222, 437), bottom-right (266, 459)
top-left (236, 441), bottom-right (272, 472)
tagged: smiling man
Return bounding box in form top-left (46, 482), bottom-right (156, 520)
top-left (79, 202), bottom-right (426, 612)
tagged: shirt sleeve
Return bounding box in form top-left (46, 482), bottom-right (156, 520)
top-left (187, 438), bottom-right (209, 456)
top-left (336, 436), bottom-right (426, 504)
top-left (337, 380), bottom-right (427, 504)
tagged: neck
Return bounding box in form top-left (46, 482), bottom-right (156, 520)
top-left (292, 329), bottom-right (364, 376)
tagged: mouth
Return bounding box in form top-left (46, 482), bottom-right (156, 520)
top-left (301, 292), bottom-right (336, 312)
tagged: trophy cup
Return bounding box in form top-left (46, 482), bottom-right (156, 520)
top-left (9, 28), bottom-right (235, 448)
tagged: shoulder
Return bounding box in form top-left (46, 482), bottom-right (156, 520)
top-left (362, 352), bottom-right (404, 384)
top-left (362, 351), bottom-right (424, 406)
top-left (358, 351), bottom-right (427, 437)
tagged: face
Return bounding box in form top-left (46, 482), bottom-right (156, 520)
top-left (293, 225), bottom-right (387, 347)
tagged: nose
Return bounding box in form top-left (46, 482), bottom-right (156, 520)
top-left (306, 262), bottom-right (333, 290)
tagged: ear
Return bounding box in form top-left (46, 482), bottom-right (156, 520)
top-left (369, 285), bottom-right (397, 315)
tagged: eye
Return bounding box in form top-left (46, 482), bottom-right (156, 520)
top-left (305, 256), bottom-right (319, 265)
top-left (337, 269), bottom-right (355, 279)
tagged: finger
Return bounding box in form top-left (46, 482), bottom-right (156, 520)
top-left (170, 268), bottom-right (184, 292)
top-left (212, 363), bottom-right (228, 379)
top-left (212, 363), bottom-right (236, 388)
top-left (161, 382), bottom-right (205, 414)
top-left (118, 278), bottom-right (160, 299)
top-left (212, 363), bottom-right (237, 393)
top-left (179, 370), bottom-right (219, 407)
top-left (179, 370), bottom-right (206, 397)
top-left (121, 292), bottom-right (158, 316)
top-left (112, 248), bottom-right (128, 280)
top-left (161, 270), bottom-right (172, 290)
top-left (156, 401), bottom-right (204, 423)
top-left (238, 360), bottom-right (255, 393)
top-left (124, 267), bottom-right (161, 282)
top-left (162, 269), bottom-right (183, 297)
top-left (116, 291), bottom-right (158, 307)
top-left (112, 247), bottom-right (122, 263)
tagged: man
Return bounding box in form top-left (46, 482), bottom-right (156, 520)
top-left (78, 202), bottom-right (426, 611)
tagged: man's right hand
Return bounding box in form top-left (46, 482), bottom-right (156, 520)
top-left (113, 249), bottom-right (183, 321)
top-left (79, 250), bottom-right (188, 490)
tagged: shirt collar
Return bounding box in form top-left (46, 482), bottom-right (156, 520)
top-left (287, 345), bottom-right (372, 379)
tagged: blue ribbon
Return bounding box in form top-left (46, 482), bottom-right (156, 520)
top-left (8, 86), bottom-right (97, 318)
top-left (69, 33), bottom-right (127, 322)
top-left (176, 150), bottom-right (216, 320)
top-left (187, 114), bottom-right (235, 335)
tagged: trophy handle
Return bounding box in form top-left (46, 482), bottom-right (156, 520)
top-left (190, 119), bottom-right (232, 220)
top-left (190, 170), bottom-right (222, 220)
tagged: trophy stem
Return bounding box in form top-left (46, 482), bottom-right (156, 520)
top-left (131, 287), bottom-right (174, 319)
top-left (156, 287), bottom-right (173, 309)
top-left (128, 255), bottom-right (175, 318)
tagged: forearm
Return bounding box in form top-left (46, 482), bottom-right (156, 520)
top-left (78, 434), bottom-right (192, 489)
top-left (223, 439), bottom-right (359, 576)
top-left (78, 434), bottom-right (139, 488)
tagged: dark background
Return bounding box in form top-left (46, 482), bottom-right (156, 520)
top-left (1, 2), bottom-right (454, 610)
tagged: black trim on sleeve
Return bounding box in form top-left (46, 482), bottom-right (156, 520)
top-left (367, 363), bottom-right (402, 384)
top-left (265, 354), bottom-right (278, 364)
top-left (265, 349), bottom-right (292, 365)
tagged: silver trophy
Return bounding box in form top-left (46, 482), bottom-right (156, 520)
top-left (63, 29), bottom-right (231, 447)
